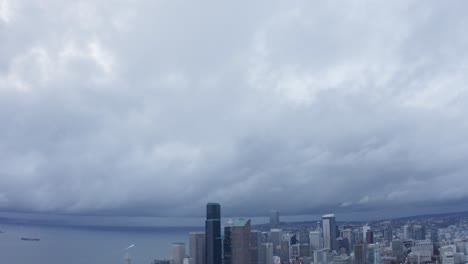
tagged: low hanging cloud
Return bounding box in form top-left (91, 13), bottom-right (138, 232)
top-left (1, 0), bottom-right (468, 218)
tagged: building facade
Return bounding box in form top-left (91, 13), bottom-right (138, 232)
top-left (189, 232), bottom-right (205, 264)
top-left (231, 218), bottom-right (251, 264)
top-left (172, 242), bottom-right (185, 264)
top-left (322, 214), bottom-right (337, 251)
top-left (270, 211), bottom-right (280, 229)
top-left (206, 203), bottom-right (221, 264)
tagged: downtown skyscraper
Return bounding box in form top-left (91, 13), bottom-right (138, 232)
top-left (189, 232), bottom-right (205, 264)
top-left (270, 210), bottom-right (280, 229)
top-left (224, 218), bottom-right (251, 264)
top-left (206, 203), bottom-right (221, 264)
top-left (322, 214), bottom-right (338, 251)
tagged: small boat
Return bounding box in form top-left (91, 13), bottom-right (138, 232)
top-left (21, 237), bottom-right (40, 241)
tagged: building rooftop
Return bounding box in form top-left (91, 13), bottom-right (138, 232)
top-left (233, 218), bottom-right (250, 227)
top-left (322, 214), bottom-right (335, 218)
top-left (189, 232), bottom-right (205, 235)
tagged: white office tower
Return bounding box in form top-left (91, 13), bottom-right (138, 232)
top-left (273, 256), bottom-right (281, 264)
top-left (263, 243), bottom-right (274, 264)
top-left (410, 240), bottom-right (433, 263)
top-left (183, 258), bottom-right (190, 264)
top-left (270, 229), bottom-right (282, 256)
top-left (189, 232), bottom-right (205, 264)
top-left (443, 252), bottom-right (455, 264)
top-left (314, 248), bottom-right (331, 264)
top-left (322, 214), bottom-right (337, 251)
top-left (362, 225), bottom-right (370, 239)
top-left (310, 231), bottom-right (323, 250)
top-left (440, 245), bottom-right (456, 264)
top-left (413, 240), bottom-right (433, 251)
top-left (403, 225), bottom-right (410, 240)
top-left (172, 242), bottom-right (186, 264)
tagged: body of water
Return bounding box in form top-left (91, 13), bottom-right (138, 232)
top-left (0, 224), bottom-right (198, 264)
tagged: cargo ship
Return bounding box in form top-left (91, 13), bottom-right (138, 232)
top-left (21, 237), bottom-right (40, 241)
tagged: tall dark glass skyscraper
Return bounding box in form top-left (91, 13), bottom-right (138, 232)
top-left (206, 203), bottom-right (221, 264)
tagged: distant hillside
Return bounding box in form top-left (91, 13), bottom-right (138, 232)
top-left (390, 210), bottom-right (468, 221)
top-left (253, 210), bottom-right (468, 229)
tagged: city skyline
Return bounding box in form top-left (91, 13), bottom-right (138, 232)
top-left (2, 0), bottom-right (468, 263)
top-left (154, 202), bottom-right (468, 264)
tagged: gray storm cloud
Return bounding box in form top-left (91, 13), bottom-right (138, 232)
top-left (1, 0), bottom-right (468, 217)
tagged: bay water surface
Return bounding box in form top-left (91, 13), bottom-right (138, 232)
top-left (0, 224), bottom-right (197, 264)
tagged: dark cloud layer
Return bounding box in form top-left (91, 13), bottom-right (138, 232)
top-left (1, 0), bottom-right (468, 217)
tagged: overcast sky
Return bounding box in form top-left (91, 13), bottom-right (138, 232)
top-left (1, 0), bottom-right (468, 219)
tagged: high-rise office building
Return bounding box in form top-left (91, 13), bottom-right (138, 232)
top-left (384, 226), bottom-right (393, 242)
top-left (391, 240), bottom-right (404, 261)
top-left (224, 224), bottom-right (233, 264)
top-left (354, 242), bottom-right (367, 264)
top-left (354, 229), bottom-right (364, 245)
top-left (314, 248), bottom-right (331, 264)
top-left (440, 244), bottom-right (456, 264)
top-left (338, 237), bottom-right (350, 254)
top-left (413, 225), bottom-right (425, 240)
top-left (172, 242), bottom-right (186, 264)
top-left (443, 252), bottom-right (455, 264)
top-left (298, 228), bottom-right (310, 244)
top-left (270, 210), bottom-right (280, 229)
top-left (206, 203), bottom-right (221, 264)
top-left (454, 239), bottom-right (465, 254)
top-left (189, 232), bottom-right (205, 264)
top-left (270, 229), bottom-right (282, 256)
top-left (310, 230), bottom-right (323, 250)
top-left (411, 240), bottom-right (433, 263)
top-left (263, 243), bottom-right (274, 264)
top-left (430, 229), bottom-right (439, 243)
top-left (231, 218), bottom-right (251, 264)
top-left (251, 230), bottom-right (263, 264)
top-left (322, 214), bottom-right (337, 251)
top-left (362, 224), bottom-right (371, 236)
top-left (365, 230), bottom-right (374, 244)
top-left (367, 244), bottom-right (381, 264)
top-left (280, 240), bottom-right (290, 263)
top-left (291, 244), bottom-right (300, 259)
top-left (342, 228), bottom-right (353, 250)
top-left (290, 233), bottom-right (297, 246)
top-left (403, 224), bottom-right (411, 240)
